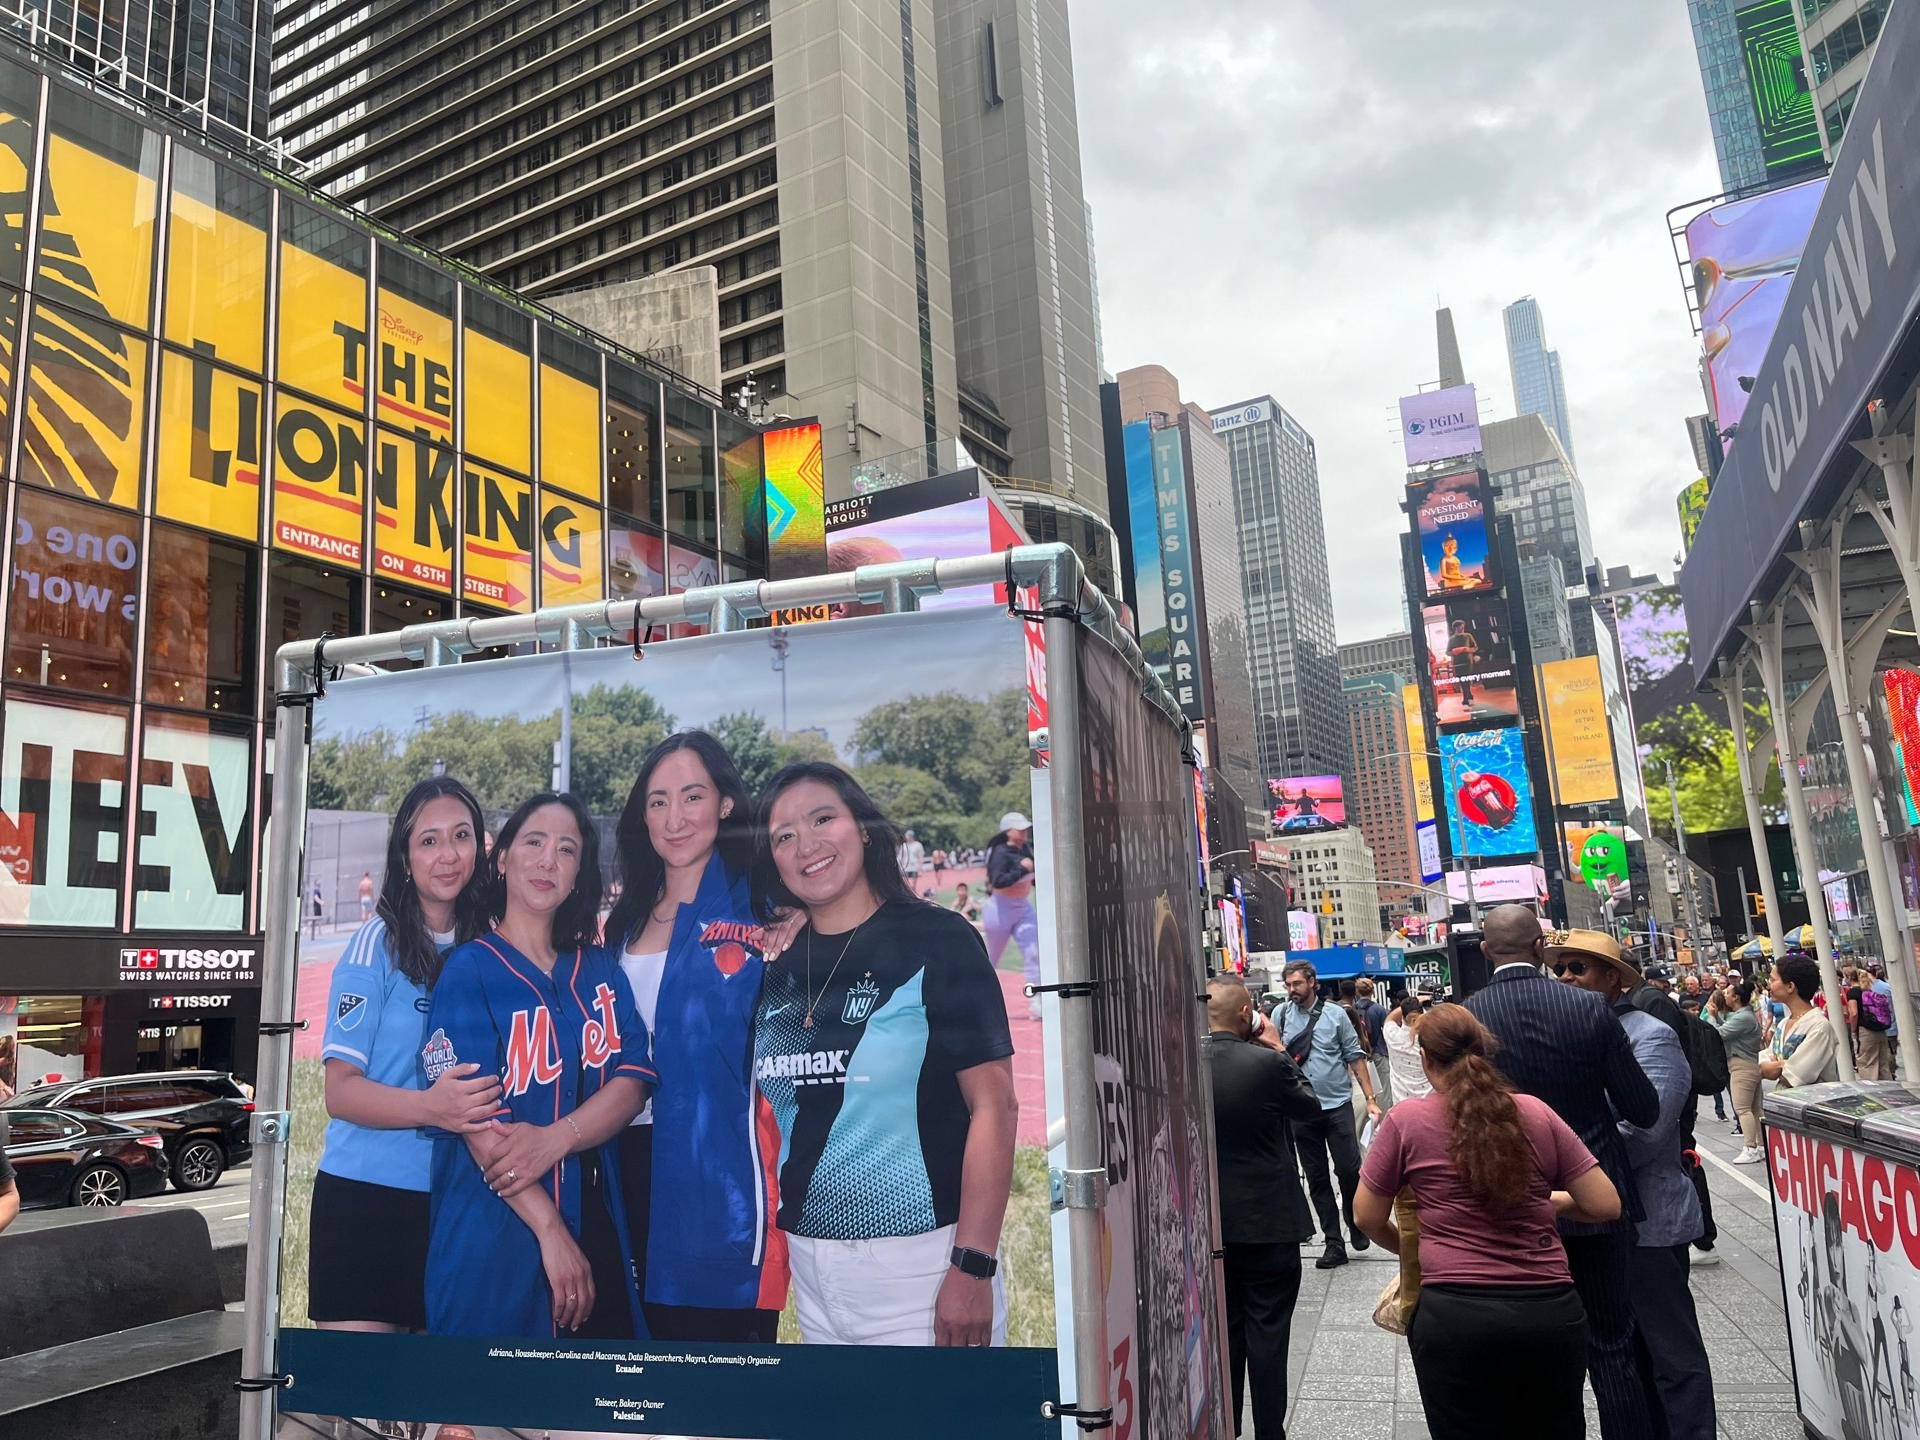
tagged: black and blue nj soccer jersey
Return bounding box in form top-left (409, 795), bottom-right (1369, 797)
top-left (753, 901), bottom-right (1013, 1241)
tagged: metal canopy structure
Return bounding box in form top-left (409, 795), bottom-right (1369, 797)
top-left (1681, 0), bottom-right (1920, 1078)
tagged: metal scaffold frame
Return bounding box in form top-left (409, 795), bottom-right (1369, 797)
top-left (239, 542), bottom-right (1196, 1439)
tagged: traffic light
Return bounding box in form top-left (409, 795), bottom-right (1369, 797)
top-left (1751, 892), bottom-right (1766, 917)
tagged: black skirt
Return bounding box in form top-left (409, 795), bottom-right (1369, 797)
top-left (307, 1169), bottom-right (430, 1329)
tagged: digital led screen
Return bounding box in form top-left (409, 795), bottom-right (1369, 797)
top-left (761, 420), bottom-right (826, 581)
top-left (1423, 595), bottom-right (1518, 727)
top-left (1540, 655), bottom-right (1619, 805)
top-left (1440, 727), bottom-right (1539, 859)
top-left (1686, 175), bottom-right (1826, 452)
top-left (1269, 775), bottom-right (1345, 832)
top-left (1446, 864), bottom-right (1546, 905)
top-left (1415, 470), bottom-right (1496, 599)
top-left (1735, 0), bottom-right (1824, 176)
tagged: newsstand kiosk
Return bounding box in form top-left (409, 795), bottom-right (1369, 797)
top-left (1765, 1081), bottom-right (1920, 1439)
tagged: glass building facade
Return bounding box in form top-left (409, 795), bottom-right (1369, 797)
top-left (0, 43), bottom-right (784, 1086)
top-left (1502, 297), bottom-right (1575, 465)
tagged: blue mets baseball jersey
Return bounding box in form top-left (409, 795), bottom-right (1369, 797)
top-left (753, 901), bottom-right (1013, 1241)
top-left (422, 934), bottom-right (656, 1338)
top-left (318, 917), bottom-right (438, 1191)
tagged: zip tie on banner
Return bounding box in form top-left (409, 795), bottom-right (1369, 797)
top-left (276, 632), bottom-right (339, 709)
top-left (1042, 1401), bottom-right (1114, 1432)
top-left (632, 619), bottom-right (663, 660)
top-left (1026, 980), bottom-right (1102, 1000)
top-left (233, 1373), bottom-right (293, 1393)
top-left (1004, 547), bottom-right (1079, 623)
top-left (257, 1020), bottom-right (309, 1037)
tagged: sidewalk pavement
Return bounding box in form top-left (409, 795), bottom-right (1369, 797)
top-left (1264, 1106), bottom-right (1805, 1439)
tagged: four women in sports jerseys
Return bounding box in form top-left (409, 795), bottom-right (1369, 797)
top-left (312, 734), bottom-right (1020, 1348)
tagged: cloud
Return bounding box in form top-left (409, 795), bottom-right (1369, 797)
top-left (1072, 0), bottom-right (1723, 640)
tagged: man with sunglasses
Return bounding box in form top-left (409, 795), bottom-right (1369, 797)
top-left (1551, 930), bottom-right (1716, 1439)
top-left (1465, 904), bottom-right (1659, 1440)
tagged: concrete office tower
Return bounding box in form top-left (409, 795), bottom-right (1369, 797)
top-left (1480, 411), bottom-right (1595, 645)
top-left (1109, 366), bottom-right (1263, 823)
top-left (1269, 828), bottom-right (1383, 946)
top-left (1339, 633), bottom-right (1416, 686)
top-left (935, 1), bottom-right (1106, 515)
top-left (1343, 674), bottom-right (1422, 919)
top-left (1436, 307), bottom-right (1467, 389)
top-left (1503, 297), bottom-right (1575, 463)
top-left (1795, 0), bottom-right (1890, 152)
top-left (1518, 552), bottom-right (1576, 664)
top-left (271, 0), bottom-right (961, 495)
top-left (1207, 394), bottom-right (1348, 783)
top-left (15, 0), bottom-right (271, 142)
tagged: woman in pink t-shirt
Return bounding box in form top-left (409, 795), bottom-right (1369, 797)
top-left (1354, 1004), bottom-right (1621, 1440)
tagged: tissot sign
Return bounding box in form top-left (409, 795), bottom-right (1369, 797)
top-left (0, 933), bottom-right (263, 992)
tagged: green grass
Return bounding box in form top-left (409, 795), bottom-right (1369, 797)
top-left (278, 1057), bottom-right (328, 1330)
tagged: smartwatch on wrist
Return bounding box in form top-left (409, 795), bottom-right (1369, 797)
top-left (950, 1245), bottom-right (998, 1278)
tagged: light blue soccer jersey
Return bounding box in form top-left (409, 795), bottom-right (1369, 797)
top-left (317, 917), bottom-right (438, 1191)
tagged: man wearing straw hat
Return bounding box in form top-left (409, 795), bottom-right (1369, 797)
top-left (1549, 928), bottom-right (1716, 1440)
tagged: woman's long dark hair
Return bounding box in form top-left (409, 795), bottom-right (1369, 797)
top-left (750, 762), bottom-right (917, 922)
top-left (604, 731), bottom-right (753, 949)
top-left (489, 791), bottom-right (603, 952)
top-left (1416, 1003), bottom-right (1534, 1214)
top-left (377, 776), bottom-right (490, 988)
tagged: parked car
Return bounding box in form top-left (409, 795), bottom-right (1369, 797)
top-left (2, 1071), bottom-right (253, 1192)
top-left (1, 1108), bottom-right (170, 1208)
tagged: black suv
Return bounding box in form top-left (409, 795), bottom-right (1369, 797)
top-left (3, 1070), bottom-right (253, 1191)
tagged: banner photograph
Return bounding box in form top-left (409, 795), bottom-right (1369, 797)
top-left (275, 609), bottom-right (1066, 1437)
top-left (1439, 726), bottom-right (1540, 860)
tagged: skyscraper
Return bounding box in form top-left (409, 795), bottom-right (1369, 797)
top-left (14, 0), bottom-right (272, 143)
top-left (1206, 394), bottom-right (1348, 784)
top-left (935, 0), bottom-right (1105, 511)
top-left (1344, 674), bottom-right (1422, 918)
top-left (1688, 0), bottom-right (1777, 193)
top-left (1794, 0), bottom-right (1892, 152)
top-left (1338, 633), bottom-right (1415, 686)
top-left (1108, 367), bottom-right (1262, 822)
top-left (1502, 297), bottom-right (1575, 463)
top-left (271, 0), bottom-right (962, 493)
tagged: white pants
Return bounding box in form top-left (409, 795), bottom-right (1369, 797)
top-left (787, 1224), bottom-right (1008, 1347)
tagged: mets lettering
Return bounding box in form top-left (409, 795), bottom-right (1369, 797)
top-left (503, 984), bottom-right (623, 1096)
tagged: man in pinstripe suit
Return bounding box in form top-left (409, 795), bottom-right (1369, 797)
top-left (1466, 905), bottom-right (1661, 1440)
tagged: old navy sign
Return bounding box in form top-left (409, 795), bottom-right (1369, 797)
top-left (1680, 0), bottom-right (1920, 682)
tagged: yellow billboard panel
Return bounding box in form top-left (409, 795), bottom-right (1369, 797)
top-left (372, 285), bottom-right (454, 441)
top-left (278, 225), bottom-right (367, 408)
top-left (272, 394), bottom-right (365, 565)
top-left (164, 154), bottom-right (267, 372)
top-left (540, 490), bottom-right (602, 606)
top-left (1402, 683), bottom-right (1435, 822)
top-left (372, 427), bottom-right (455, 593)
top-left (21, 304), bottom-right (147, 509)
top-left (1540, 655), bottom-right (1619, 805)
top-left (540, 355), bottom-right (601, 500)
top-left (462, 464), bottom-right (534, 612)
top-left (465, 326), bottom-right (531, 474)
top-left (155, 349), bottom-right (263, 541)
top-left (38, 120), bottom-right (160, 330)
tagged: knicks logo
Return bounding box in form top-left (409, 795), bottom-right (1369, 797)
top-left (699, 919), bottom-right (763, 977)
top-left (504, 1008), bottom-right (562, 1097)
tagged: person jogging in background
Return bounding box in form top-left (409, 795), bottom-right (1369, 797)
top-left (983, 812), bottom-right (1041, 1020)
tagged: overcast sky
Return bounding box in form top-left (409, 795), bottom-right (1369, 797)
top-left (1071, 0), bottom-right (1723, 642)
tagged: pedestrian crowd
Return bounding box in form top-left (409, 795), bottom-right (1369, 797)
top-left (1207, 903), bottom-right (1862, 1440)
